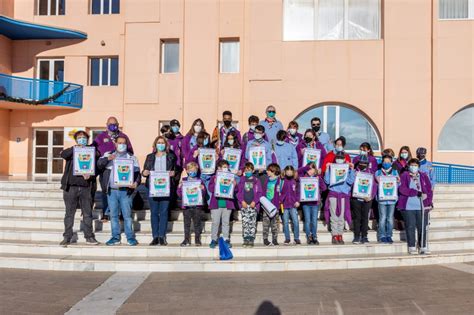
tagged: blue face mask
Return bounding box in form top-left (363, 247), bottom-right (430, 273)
top-left (188, 171), bottom-right (197, 178)
top-left (244, 171), bottom-right (253, 178)
top-left (267, 111), bottom-right (276, 118)
top-left (382, 162), bottom-right (392, 170)
top-left (203, 138), bottom-right (209, 146)
top-left (335, 146), bottom-right (343, 153)
top-left (117, 143), bottom-right (127, 153)
top-left (156, 143), bottom-right (166, 152)
top-left (77, 138), bottom-right (88, 146)
top-left (171, 126), bottom-right (180, 133)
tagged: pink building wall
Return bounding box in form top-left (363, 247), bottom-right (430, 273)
top-left (1, 0), bottom-right (473, 175)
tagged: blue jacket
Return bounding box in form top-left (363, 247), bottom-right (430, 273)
top-left (259, 119), bottom-right (284, 145)
top-left (273, 142), bottom-right (298, 170)
top-left (324, 166), bottom-right (355, 195)
top-left (317, 131), bottom-right (334, 152)
top-left (419, 159), bottom-right (436, 188)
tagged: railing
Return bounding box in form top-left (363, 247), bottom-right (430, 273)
top-left (0, 73), bottom-right (82, 109)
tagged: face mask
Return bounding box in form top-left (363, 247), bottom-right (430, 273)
top-left (227, 139), bottom-right (234, 146)
top-left (171, 126), bottom-right (180, 133)
top-left (221, 167), bottom-right (229, 172)
top-left (108, 124), bottom-right (118, 133)
top-left (304, 136), bottom-right (313, 144)
top-left (335, 146), bottom-right (343, 152)
top-left (288, 128), bottom-right (296, 135)
top-left (276, 140), bottom-right (285, 146)
top-left (188, 171), bottom-right (197, 178)
top-left (312, 125), bottom-right (320, 132)
top-left (400, 153), bottom-right (409, 160)
top-left (409, 165), bottom-right (419, 174)
top-left (267, 111), bottom-right (276, 118)
top-left (203, 138), bottom-right (209, 146)
top-left (360, 150), bottom-right (368, 156)
top-left (156, 143), bottom-right (166, 152)
top-left (77, 138), bottom-right (88, 146)
top-left (244, 171), bottom-right (253, 178)
top-left (194, 125), bottom-right (202, 133)
top-left (117, 143), bottom-right (127, 153)
top-left (250, 125), bottom-right (256, 131)
top-left (223, 120), bottom-right (232, 127)
top-left (335, 159), bottom-right (344, 164)
top-left (254, 133), bottom-right (263, 140)
top-left (382, 162), bottom-right (392, 170)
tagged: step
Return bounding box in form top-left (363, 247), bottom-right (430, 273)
top-left (0, 227), bottom-right (471, 244)
top-left (435, 185), bottom-right (474, 192)
top-left (0, 238), bottom-right (471, 258)
top-left (0, 216), bottom-right (473, 233)
top-left (0, 250), bottom-right (472, 272)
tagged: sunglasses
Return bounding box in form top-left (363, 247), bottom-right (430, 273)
top-left (267, 111), bottom-right (276, 114)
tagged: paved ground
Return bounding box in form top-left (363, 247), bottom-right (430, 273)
top-left (0, 265), bottom-right (473, 315)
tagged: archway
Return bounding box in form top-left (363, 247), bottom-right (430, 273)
top-left (438, 104), bottom-right (474, 151)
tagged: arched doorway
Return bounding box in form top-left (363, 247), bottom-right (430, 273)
top-left (294, 103), bottom-right (381, 153)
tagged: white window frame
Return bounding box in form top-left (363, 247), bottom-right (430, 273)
top-left (283, 0), bottom-right (382, 41)
top-left (160, 39), bottom-right (180, 74)
top-left (89, 57), bottom-right (118, 86)
top-left (37, 0), bottom-right (64, 16)
top-left (439, 0), bottom-right (474, 20)
top-left (32, 128), bottom-right (64, 177)
top-left (91, 0), bottom-right (119, 15)
top-left (36, 58), bottom-right (65, 81)
top-left (219, 39), bottom-right (240, 74)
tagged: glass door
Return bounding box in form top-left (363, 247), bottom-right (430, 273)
top-left (37, 59), bottom-right (64, 101)
top-left (33, 129), bottom-right (64, 177)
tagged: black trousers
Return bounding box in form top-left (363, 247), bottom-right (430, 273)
top-left (183, 207), bottom-right (202, 239)
top-left (63, 185), bottom-right (94, 239)
top-left (402, 210), bottom-right (428, 248)
top-left (350, 199), bottom-right (372, 238)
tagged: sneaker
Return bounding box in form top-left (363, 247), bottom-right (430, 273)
top-left (338, 235), bottom-right (345, 245)
top-left (332, 236), bottom-right (338, 244)
top-left (306, 236), bottom-right (313, 245)
top-left (419, 247), bottom-right (431, 255)
top-left (408, 247), bottom-right (418, 255)
top-left (284, 239), bottom-right (291, 245)
top-left (378, 237), bottom-right (386, 244)
top-left (243, 240), bottom-right (249, 248)
top-left (386, 237), bottom-right (394, 244)
top-left (361, 237), bottom-right (369, 244)
top-left (263, 239), bottom-right (271, 246)
top-left (105, 238), bottom-right (121, 246)
top-left (59, 238), bottom-right (71, 247)
top-left (294, 239), bottom-right (301, 245)
top-left (180, 239), bottom-right (191, 247)
top-left (127, 239), bottom-right (138, 246)
top-left (272, 239), bottom-right (279, 246)
top-left (101, 215), bottom-right (109, 223)
top-left (149, 237), bottom-right (159, 246)
top-left (225, 240), bottom-right (233, 248)
top-left (195, 236), bottom-right (202, 247)
top-left (85, 237), bottom-right (100, 245)
top-left (313, 238), bottom-right (320, 245)
top-left (159, 237), bottom-right (168, 246)
top-left (209, 240), bottom-right (218, 249)
top-left (352, 237), bottom-right (361, 245)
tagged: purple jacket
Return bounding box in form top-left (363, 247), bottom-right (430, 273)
top-left (181, 134), bottom-right (197, 164)
top-left (208, 174), bottom-right (238, 210)
top-left (398, 172), bottom-right (433, 210)
top-left (280, 178), bottom-right (300, 209)
top-left (262, 176), bottom-right (281, 209)
top-left (236, 176), bottom-right (263, 209)
top-left (285, 132), bottom-right (303, 147)
top-left (297, 165), bottom-right (327, 206)
top-left (93, 131), bottom-right (134, 156)
top-left (352, 155), bottom-right (378, 174)
top-left (177, 177), bottom-right (207, 209)
top-left (324, 190), bottom-right (352, 224)
top-left (168, 134), bottom-right (183, 166)
top-left (220, 127), bottom-right (242, 149)
top-left (351, 169), bottom-right (377, 200)
top-left (296, 141), bottom-right (327, 169)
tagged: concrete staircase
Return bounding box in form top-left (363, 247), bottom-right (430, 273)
top-left (0, 180), bottom-right (472, 272)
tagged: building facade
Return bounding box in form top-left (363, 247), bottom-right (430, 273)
top-left (0, 0), bottom-right (473, 177)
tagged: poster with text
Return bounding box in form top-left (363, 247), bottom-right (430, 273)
top-left (329, 163), bottom-right (349, 186)
top-left (223, 148), bottom-right (242, 174)
top-left (198, 148), bottom-right (217, 175)
top-left (149, 171), bottom-right (170, 198)
top-left (353, 172), bottom-right (374, 199)
top-left (303, 148), bottom-right (322, 168)
top-left (378, 175), bottom-right (398, 201)
top-left (249, 146), bottom-right (266, 170)
top-left (299, 177), bottom-right (319, 202)
top-left (73, 146), bottom-right (95, 176)
top-left (182, 180), bottom-right (203, 207)
top-left (113, 158), bottom-right (134, 187)
top-left (214, 171), bottom-right (235, 199)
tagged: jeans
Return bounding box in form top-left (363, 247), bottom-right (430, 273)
top-left (149, 197), bottom-right (170, 238)
top-left (282, 208), bottom-right (300, 240)
top-left (350, 199), bottom-right (372, 238)
top-left (378, 203), bottom-right (396, 238)
top-left (302, 204), bottom-right (320, 239)
top-left (402, 210), bottom-right (429, 248)
top-left (211, 208), bottom-right (231, 241)
top-left (63, 185), bottom-right (94, 239)
top-left (108, 189), bottom-right (135, 241)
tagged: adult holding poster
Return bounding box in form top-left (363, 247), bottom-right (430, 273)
top-left (97, 136), bottom-right (141, 247)
top-left (296, 129), bottom-right (327, 169)
top-left (59, 130), bottom-right (100, 246)
top-left (142, 136), bottom-right (180, 246)
top-left (220, 130), bottom-right (244, 176)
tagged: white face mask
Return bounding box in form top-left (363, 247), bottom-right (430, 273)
top-left (288, 128), bottom-right (297, 136)
top-left (117, 143), bottom-right (127, 153)
top-left (250, 125), bottom-right (257, 131)
top-left (194, 125), bottom-right (202, 133)
top-left (360, 150), bottom-right (368, 156)
top-left (335, 159), bottom-right (344, 164)
top-left (400, 152), bottom-right (409, 160)
top-left (254, 133), bottom-right (263, 140)
top-left (228, 139), bottom-right (234, 146)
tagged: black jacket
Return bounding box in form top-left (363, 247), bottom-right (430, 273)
top-left (60, 146), bottom-right (98, 191)
top-left (97, 152), bottom-right (141, 195)
top-left (142, 151), bottom-right (181, 189)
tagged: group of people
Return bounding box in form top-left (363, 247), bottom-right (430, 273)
top-left (60, 105), bottom-right (435, 255)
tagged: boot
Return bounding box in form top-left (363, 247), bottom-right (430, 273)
top-left (195, 235), bottom-right (202, 247)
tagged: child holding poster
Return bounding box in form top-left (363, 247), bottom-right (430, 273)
top-left (208, 160), bottom-right (238, 249)
top-left (296, 129), bottom-right (327, 169)
top-left (245, 125), bottom-right (273, 180)
top-left (375, 155), bottom-right (400, 244)
top-left (186, 132), bottom-right (216, 199)
top-left (220, 131), bottom-right (244, 176)
top-left (177, 162), bottom-right (207, 247)
top-left (298, 163), bottom-right (327, 245)
top-left (324, 151), bottom-right (355, 245)
top-left (280, 166), bottom-right (301, 245)
top-left (261, 163), bottom-right (282, 246)
top-left (236, 162), bottom-right (263, 247)
top-left (350, 155), bottom-right (377, 245)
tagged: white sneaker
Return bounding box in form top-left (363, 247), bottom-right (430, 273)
top-left (408, 247), bottom-right (418, 255)
top-left (419, 247), bottom-right (431, 255)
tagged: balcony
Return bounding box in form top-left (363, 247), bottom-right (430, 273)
top-left (0, 73), bottom-right (83, 109)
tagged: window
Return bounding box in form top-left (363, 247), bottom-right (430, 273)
top-left (90, 57), bottom-right (119, 86)
top-left (38, 0), bottom-right (65, 16)
top-left (439, 0), bottom-right (474, 19)
top-left (161, 40), bottom-right (180, 74)
top-left (283, 0), bottom-right (381, 41)
top-left (295, 104), bottom-right (381, 152)
top-left (220, 39), bottom-right (240, 73)
top-left (438, 105), bottom-right (474, 151)
top-left (91, 0), bottom-right (120, 14)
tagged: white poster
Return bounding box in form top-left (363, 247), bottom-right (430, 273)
top-left (113, 158), bottom-right (134, 187)
top-left (149, 171), bottom-right (170, 198)
top-left (248, 146), bottom-right (266, 170)
top-left (182, 180), bottom-right (203, 207)
top-left (223, 148), bottom-right (242, 174)
top-left (329, 163), bottom-right (349, 186)
top-left (378, 175), bottom-right (398, 201)
top-left (214, 171), bottom-right (235, 199)
top-left (299, 177), bottom-right (319, 202)
top-left (198, 148), bottom-right (217, 175)
top-left (353, 172), bottom-right (374, 199)
top-left (302, 148), bottom-right (322, 168)
top-left (73, 146), bottom-right (95, 176)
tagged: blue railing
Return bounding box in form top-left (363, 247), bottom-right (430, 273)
top-left (0, 73), bottom-right (83, 109)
